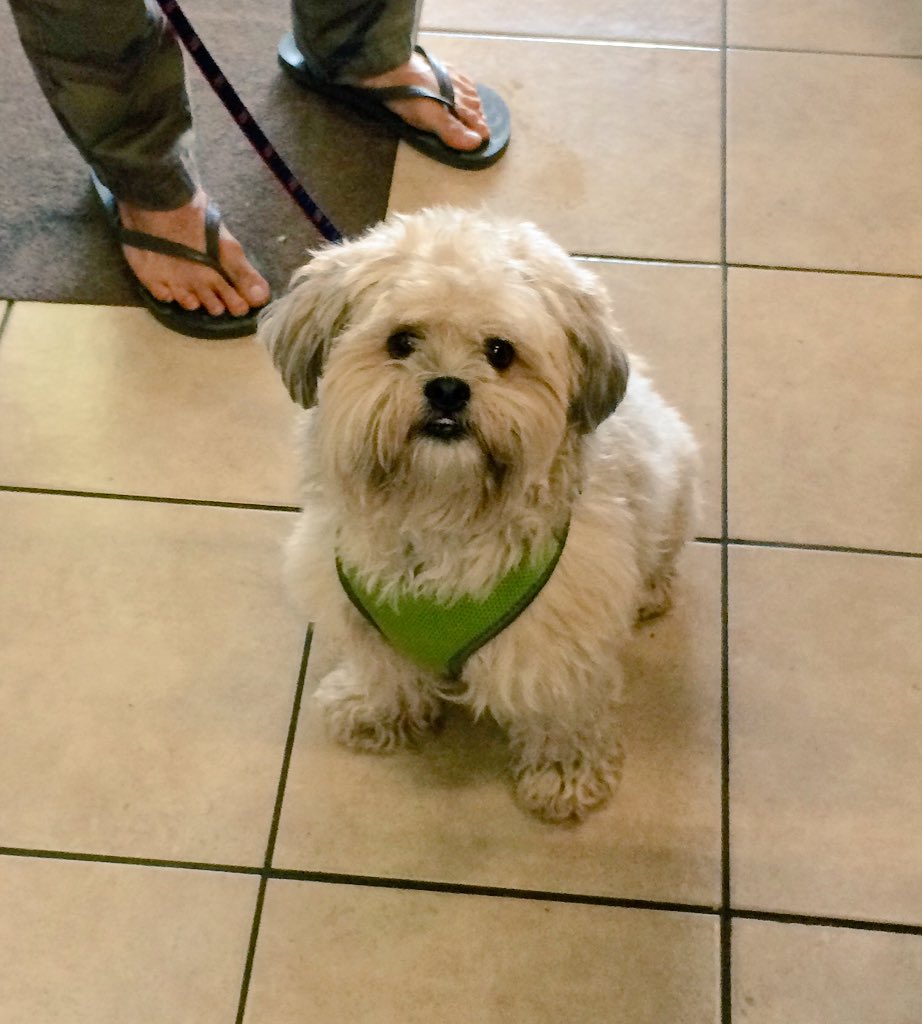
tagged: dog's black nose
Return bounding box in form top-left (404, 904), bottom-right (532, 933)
top-left (424, 376), bottom-right (471, 413)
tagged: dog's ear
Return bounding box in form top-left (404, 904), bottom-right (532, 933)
top-left (515, 224), bottom-right (629, 433)
top-left (258, 249), bottom-right (356, 408)
top-left (566, 284), bottom-right (630, 433)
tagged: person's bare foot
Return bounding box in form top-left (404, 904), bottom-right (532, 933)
top-left (358, 52), bottom-right (489, 153)
top-left (117, 190), bottom-right (270, 317)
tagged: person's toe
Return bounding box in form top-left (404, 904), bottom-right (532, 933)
top-left (218, 234), bottom-right (271, 309)
top-left (238, 269), bottom-right (270, 309)
top-left (147, 280), bottom-right (174, 304)
top-left (434, 106), bottom-right (485, 150)
top-left (172, 287), bottom-right (201, 311)
top-left (211, 273), bottom-right (252, 318)
top-left (195, 279), bottom-right (229, 317)
top-left (447, 71), bottom-right (489, 139)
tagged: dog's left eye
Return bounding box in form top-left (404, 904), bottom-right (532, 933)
top-left (485, 337), bottom-right (515, 371)
top-left (386, 331), bottom-right (417, 359)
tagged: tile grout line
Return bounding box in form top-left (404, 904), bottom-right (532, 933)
top-left (0, 846), bottom-right (263, 875)
top-left (724, 537), bottom-right (922, 560)
top-left (421, 27), bottom-right (718, 52)
top-left (718, 262), bottom-right (922, 280)
top-left (2, 485), bottom-right (918, 559)
top-left (3, 841), bottom-right (919, 935)
top-left (726, 42), bottom-right (922, 62)
top-left (0, 484), bottom-right (300, 514)
top-left (234, 626), bottom-right (313, 1024)
top-left (271, 870), bottom-right (722, 916)
top-left (421, 26), bottom-right (922, 63)
top-left (0, 300), bottom-right (13, 342)
top-left (719, 1), bottom-right (733, 1022)
top-left (732, 908), bottom-right (922, 937)
top-left (573, 255), bottom-right (922, 279)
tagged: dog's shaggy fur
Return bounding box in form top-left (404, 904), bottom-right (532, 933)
top-left (260, 208), bottom-right (699, 822)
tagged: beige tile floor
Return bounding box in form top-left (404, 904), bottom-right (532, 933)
top-left (1, 4), bottom-right (921, 1023)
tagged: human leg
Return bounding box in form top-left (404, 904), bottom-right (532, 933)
top-left (10, 0), bottom-right (196, 208)
top-left (11, 0), bottom-right (268, 322)
top-left (291, 0), bottom-right (418, 82)
top-left (285, 0), bottom-right (507, 163)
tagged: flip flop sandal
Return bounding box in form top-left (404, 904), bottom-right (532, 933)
top-left (277, 33), bottom-right (510, 171)
top-left (91, 172), bottom-right (268, 340)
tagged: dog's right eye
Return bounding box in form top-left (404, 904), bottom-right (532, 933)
top-left (386, 331), bottom-right (417, 359)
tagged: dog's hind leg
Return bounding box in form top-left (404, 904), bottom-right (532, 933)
top-left (636, 467), bottom-right (698, 623)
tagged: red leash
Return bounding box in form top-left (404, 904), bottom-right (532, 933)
top-left (155, 0), bottom-right (343, 244)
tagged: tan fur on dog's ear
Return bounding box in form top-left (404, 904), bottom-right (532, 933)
top-left (258, 249), bottom-right (357, 408)
top-left (566, 285), bottom-right (630, 434)
top-left (508, 222), bottom-right (629, 434)
top-left (526, 252), bottom-right (629, 433)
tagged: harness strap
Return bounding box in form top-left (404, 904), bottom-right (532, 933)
top-left (337, 526), bottom-right (569, 679)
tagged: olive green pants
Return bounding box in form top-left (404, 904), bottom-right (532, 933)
top-left (10, 0), bottom-right (418, 209)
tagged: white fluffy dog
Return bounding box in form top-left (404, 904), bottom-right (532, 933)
top-left (260, 208), bottom-right (698, 822)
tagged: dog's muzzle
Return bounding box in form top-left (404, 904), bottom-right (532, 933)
top-left (421, 376), bottom-right (470, 440)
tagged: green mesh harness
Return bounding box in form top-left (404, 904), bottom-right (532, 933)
top-left (336, 526), bottom-right (568, 679)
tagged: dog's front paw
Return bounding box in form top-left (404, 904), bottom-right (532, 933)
top-left (513, 744), bottom-right (624, 823)
top-left (316, 669), bottom-right (441, 754)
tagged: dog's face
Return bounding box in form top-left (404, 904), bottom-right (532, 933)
top-left (260, 209), bottom-right (628, 504)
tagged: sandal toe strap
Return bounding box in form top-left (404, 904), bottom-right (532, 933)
top-left (356, 81), bottom-right (452, 109)
top-left (116, 201), bottom-right (229, 283)
top-left (204, 200), bottom-right (222, 265)
top-left (352, 45), bottom-right (458, 113)
top-left (414, 45), bottom-right (455, 111)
